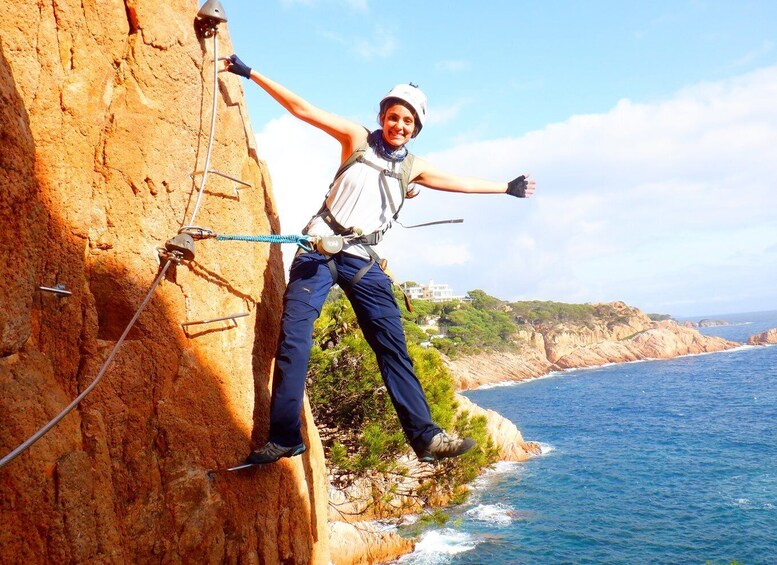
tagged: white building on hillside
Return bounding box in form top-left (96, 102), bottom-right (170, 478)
top-left (401, 280), bottom-right (465, 303)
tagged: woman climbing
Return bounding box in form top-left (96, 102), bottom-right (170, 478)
top-left (223, 54), bottom-right (536, 465)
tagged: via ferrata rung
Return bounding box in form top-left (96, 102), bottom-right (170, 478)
top-left (181, 312), bottom-right (250, 335)
top-left (38, 283), bottom-right (72, 297)
top-left (191, 169), bottom-right (253, 200)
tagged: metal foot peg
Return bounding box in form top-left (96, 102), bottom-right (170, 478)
top-left (182, 312), bottom-right (249, 333)
top-left (191, 170), bottom-right (252, 199)
top-left (38, 283), bottom-right (72, 297)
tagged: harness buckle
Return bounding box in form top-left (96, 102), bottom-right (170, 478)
top-left (313, 235), bottom-right (344, 255)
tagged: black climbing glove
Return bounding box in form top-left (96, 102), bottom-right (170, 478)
top-left (506, 175), bottom-right (528, 198)
top-left (226, 54), bottom-right (251, 79)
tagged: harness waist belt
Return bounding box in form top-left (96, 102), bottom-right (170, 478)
top-left (315, 206), bottom-right (388, 247)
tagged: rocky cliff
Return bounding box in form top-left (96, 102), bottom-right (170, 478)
top-left (445, 304), bottom-right (740, 390)
top-left (0, 2), bottom-right (330, 563)
top-left (748, 328), bottom-right (777, 345)
top-left (329, 521), bottom-right (414, 565)
top-left (455, 394), bottom-right (541, 461)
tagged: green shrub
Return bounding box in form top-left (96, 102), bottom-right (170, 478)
top-left (306, 290), bottom-right (498, 503)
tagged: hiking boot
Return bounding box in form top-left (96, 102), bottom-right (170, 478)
top-left (245, 441), bottom-right (306, 465)
top-left (415, 432), bottom-right (476, 463)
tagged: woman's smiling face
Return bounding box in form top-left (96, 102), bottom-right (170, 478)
top-left (380, 102), bottom-right (416, 147)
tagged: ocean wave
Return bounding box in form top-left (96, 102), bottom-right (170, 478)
top-left (470, 461), bottom-right (523, 492)
top-left (372, 519), bottom-right (399, 532)
top-left (399, 514), bottom-right (419, 526)
top-left (733, 497), bottom-right (776, 511)
top-left (465, 503), bottom-right (517, 526)
top-left (538, 442), bottom-right (555, 455)
top-left (397, 529), bottom-right (477, 564)
top-left (474, 380), bottom-right (522, 390)
top-left (490, 460), bottom-right (523, 473)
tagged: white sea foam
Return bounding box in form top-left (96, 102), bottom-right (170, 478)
top-left (399, 514), bottom-right (419, 526)
top-left (396, 529), bottom-right (477, 564)
top-left (465, 503), bottom-right (515, 526)
top-left (491, 460), bottom-right (523, 473)
top-left (474, 380), bottom-right (522, 390)
top-left (471, 461), bottom-right (524, 491)
top-left (372, 519), bottom-right (399, 532)
top-left (538, 442), bottom-right (555, 455)
top-left (733, 497), bottom-right (776, 511)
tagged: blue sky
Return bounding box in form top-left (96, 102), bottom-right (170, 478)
top-left (216, 1), bottom-right (777, 317)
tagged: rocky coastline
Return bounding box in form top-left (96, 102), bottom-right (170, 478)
top-left (444, 306), bottom-right (741, 391)
top-left (748, 328), bottom-right (777, 345)
top-left (328, 304), bottom-right (757, 564)
top-left (679, 319), bottom-right (730, 328)
top-left (326, 393), bottom-right (542, 564)
top-left (331, 306), bottom-right (777, 564)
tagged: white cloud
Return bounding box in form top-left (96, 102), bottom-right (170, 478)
top-left (319, 25), bottom-right (397, 60)
top-left (255, 117), bottom-right (341, 273)
top-left (733, 39), bottom-right (775, 68)
top-left (426, 98), bottom-right (470, 127)
top-left (256, 66), bottom-right (777, 316)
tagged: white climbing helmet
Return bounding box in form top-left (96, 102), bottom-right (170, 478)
top-left (380, 83), bottom-right (428, 136)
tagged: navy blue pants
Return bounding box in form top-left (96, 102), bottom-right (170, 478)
top-left (268, 251), bottom-right (441, 453)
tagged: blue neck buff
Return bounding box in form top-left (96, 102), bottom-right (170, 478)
top-left (369, 129), bottom-right (408, 162)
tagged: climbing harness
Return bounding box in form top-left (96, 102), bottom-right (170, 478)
top-left (177, 223), bottom-right (409, 307)
top-left (306, 135), bottom-right (463, 310)
top-left (316, 131), bottom-right (464, 244)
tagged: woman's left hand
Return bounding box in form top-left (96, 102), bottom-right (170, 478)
top-left (506, 174), bottom-right (536, 198)
top-left (222, 54), bottom-right (251, 79)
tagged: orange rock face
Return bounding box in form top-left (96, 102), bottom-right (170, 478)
top-left (1, 2), bottom-right (329, 563)
top-left (541, 302), bottom-right (655, 364)
top-left (445, 307), bottom-right (741, 389)
top-left (551, 321), bottom-right (738, 369)
top-left (329, 521), bottom-right (415, 565)
top-left (748, 328), bottom-right (777, 345)
top-left (455, 394), bottom-right (541, 461)
top-left (444, 348), bottom-right (552, 390)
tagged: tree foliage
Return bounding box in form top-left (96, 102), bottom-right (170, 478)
top-left (306, 291), bottom-right (498, 503)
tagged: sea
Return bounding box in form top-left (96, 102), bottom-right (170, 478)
top-left (395, 310), bottom-right (777, 564)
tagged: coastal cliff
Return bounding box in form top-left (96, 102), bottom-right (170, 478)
top-left (0, 2), bottom-right (330, 562)
top-left (455, 394), bottom-right (542, 461)
top-left (748, 328), bottom-right (777, 345)
top-left (444, 303), bottom-right (740, 390)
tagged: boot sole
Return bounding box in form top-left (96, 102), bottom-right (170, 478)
top-left (416, 440), bottom-right (475, 463)
top-left (244, 444), bottom-right (307, 466)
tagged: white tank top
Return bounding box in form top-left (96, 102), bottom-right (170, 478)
top-left (304, 144), bottom-right (406, 259)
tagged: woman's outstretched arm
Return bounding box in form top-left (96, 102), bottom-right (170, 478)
top-left (411, 157), bottom-right (536, 198)
top-left (223, 55), bottom-right (367, 162)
